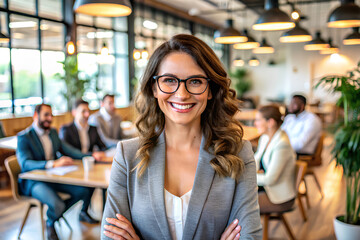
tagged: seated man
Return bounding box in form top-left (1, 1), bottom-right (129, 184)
top-left (88, 94), bottom-right (124, 148)
top-left (281, 94), bottom-right (322, 155)
top-left (17, 104), bottom-right (99, 240)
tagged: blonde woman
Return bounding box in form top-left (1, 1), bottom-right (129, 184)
top-left (101, 34), bottom-right (262, 240)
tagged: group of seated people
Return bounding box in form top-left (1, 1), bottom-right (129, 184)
top-left (16, 94), bottom-right (124, 240)
top-left (254, 94), bottom-right (322, 213)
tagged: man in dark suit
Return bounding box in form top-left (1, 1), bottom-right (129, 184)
top-left (59, 99), bottom-right (107, 154)
top-left (17, 104), bottom-right (99, 240)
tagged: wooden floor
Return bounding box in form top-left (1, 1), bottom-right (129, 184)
top-left (0, 134), bottom-right (343, 240)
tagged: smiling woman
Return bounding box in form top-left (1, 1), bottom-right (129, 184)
top-left (101, 34), bottom-right (262, 240)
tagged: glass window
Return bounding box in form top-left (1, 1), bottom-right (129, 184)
top-left (78, 53), bottom-right (99, 109)
top-left (114, 17), bottom-right (127, 31)
top-left (96, 29), bottom-right (114, 54)
top-left (95, 17), bottom-right (112, 29)
top-left (39, 0), bottom-right (62, 21)
top-left (76, 13), bottom-right (94, 25)
top-left (0, 48), bottom-right (12, 117)
top-left (42, 51), bottom-right (66, 113)
top-left (115, 57), bottom-right (129, 107)
top-left (77, 26), bottom-right (96, 53)
top-left (114, 32), bottom-right (128, 55)
top-left (0, 12), bottom-right (9, 41)
top-left (41, 20), bottom-right (64, 51)
top-left (12, 49), bottom-right (42, 115)
top-left (9, 0), bottom-right (36, 15)
top-left (0, 0), bottom-right (4, 8)
top-left (10, 15), bottom-right (38, 49)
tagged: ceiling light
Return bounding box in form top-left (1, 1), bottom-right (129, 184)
top-left (9, 21), bottom-right (37, 28)
top-left (214, 19), bottom-right (248, 44)
top-left (252, 0), bottom-right (295, 31)
top-left (291, 10), bottom-right (300, 21)
top-left (100, 42), bottom-right (109, 55)
top-left (66, 41), bottom-right (76, 55)
top-left (133, 49), bottom-right (141, 60)
top-left (233, 58), bottom-right (245, 67)
top-left (320, 39), bottom-right (339, 54)
top-left (280, 22), bottom-right (312, 43)
top-left (252, 38), bottom-right (275, 54)
top-left (74, 0), bottom-right (132, 17)
top-left (249, 56), bottom-right (260, 66)
top-left (233, 29), bottom-right (260, 49)
top-left (87, 31), bottom-right (114, 39)
top-left (327, 0), bottom-right (360, 28)
top-left (0, 32), bottom-right (9, 43)
top-left (304, 31), bottom-right (329, 51)
top-left (143, 20), bottom-right (158, 30)
top-left (343, 27), bottom-right (360, 45)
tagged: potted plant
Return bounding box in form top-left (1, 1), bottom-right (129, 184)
top-left (316, 61), bottom-right (360, 240)
top-left (54, 55), bottom-right (91, 111)
top-left (230, 68), bottom-right (254, 108)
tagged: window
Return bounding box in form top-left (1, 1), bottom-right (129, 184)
top-left (9, 0), bottom-right (36, 15)
top-left (39, 0), bottom-right (62, 21)
top-left (0, 48), bottom-right (11, 117)
top-left (10, 15), bottom-right (38, 49)
top-left (41, 20), bottom-right (64, 51)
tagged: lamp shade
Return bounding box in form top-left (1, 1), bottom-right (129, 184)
top-left (248, 56), bottom-right (260, 66)
top-left (280, 23), bottom-right (313, 43)
top-left (233, 58), bottom-right (245, 67)
top-left (343, 27), bottom-right (360, 45)
top-left (304, 31), bottom-right (329, 51)
top-left (252, 38), bottom-right (275, 54)
top-left (233, 29), bottom-right (260, 49)
top-left (0, 32), bottom-right (9, 43)
top-left (214, 19), bottom-right (247, 44)
top-left (320, 39), bottom-right (339, 54)
top-left (74, 0), bottom-right (132, 17)
top-left (252, 0), bottom-right (295, 31)
top-left (327, 0), bottom-right (360, 28)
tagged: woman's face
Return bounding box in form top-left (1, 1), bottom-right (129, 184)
top-left (153, 52), bottom-right (212, 127)
top-left (254, 112), bottom-right (268, 135)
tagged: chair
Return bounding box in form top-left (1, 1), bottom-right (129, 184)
top-left (5, 156), bottom-right (72, 240)
top-left (5, 155), bottom-right (46, 240)
top-left (298, 133), bottom-right (325, 208)
top-left (261, 161), bottom-right (308, 240)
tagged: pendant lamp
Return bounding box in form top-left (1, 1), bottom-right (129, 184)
top-left (233, 58), bottom-right (245, 67)
top-left (248, 56), bottom-right (260, 66)
top-left (343, 27), bottom-right (360, 45)
top-left (233, 29), bottom-right (260, 49)
top-left (214, 19), bottom-right (247, 44)
top-left (280, 22), bottom-right (312, 43)
top-left (327, 0), bottom-right (360, 28)
top-left (252, 0), bottom-right (295, 31)
top-left (252, 38), bottom-right (274, 54)
top-left (74, 0), bottom-right (132, 17)
top-left (0, 32), bottom-right (9, 43)
top-left (304, 31), bottom-right (329, 51)
top-left (320, 39), bottom-right (339, 54)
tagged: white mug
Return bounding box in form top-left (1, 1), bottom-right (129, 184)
top-left (82, 156), bottom-right (95, 172)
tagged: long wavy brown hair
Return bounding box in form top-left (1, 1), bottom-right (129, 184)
top-left (134, 34), bottom-right (244, 180)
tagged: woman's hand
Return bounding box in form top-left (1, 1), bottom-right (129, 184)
top-left (104, 214), bottom-right (140, 240)
top-left (220, 219), bottom-right (242, 240)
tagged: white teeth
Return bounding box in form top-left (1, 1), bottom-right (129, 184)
top-left (171, 103), bottom-right (194, 110)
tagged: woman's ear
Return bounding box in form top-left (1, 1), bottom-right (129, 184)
top-left (207, 89), bottom-right (212, 100)
top-left (268, 118), bottom-right (277, 129)
top-left (153, 84), bottom-right (158, 98)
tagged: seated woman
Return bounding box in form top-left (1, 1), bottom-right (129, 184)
top-left (101, 34), bottom-right (262, 240)
top-left (254, 105), bottom-right (296, 212)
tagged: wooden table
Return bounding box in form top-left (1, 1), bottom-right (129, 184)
top-left (0, 136), bottom-right (17, 150)
top-left (234, 109), bottom-right (257, 122)
top-left (19, 161), bottom-right (111, 189)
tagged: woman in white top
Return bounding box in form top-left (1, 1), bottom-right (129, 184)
top-left (101, 34), bottom-right (262, 240)
top-left (254, 105), bottom-right (296, 212)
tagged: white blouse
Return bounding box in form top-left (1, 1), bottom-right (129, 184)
top-left (164, 188), bottom-right (192, 240)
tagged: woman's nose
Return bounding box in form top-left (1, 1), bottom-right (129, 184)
top-left (174, 82), bottom-right (190, 99)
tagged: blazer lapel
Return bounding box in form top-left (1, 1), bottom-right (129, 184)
top-left (263, 129), bottom-right (282, 166)
top-left (71, 122), bottom-right (82, 149)
top-left (182, 134), bottom-right (215, 240)
top-left (147, 132), bottom-right (172, 239)
top-left (29, 128), bottom-right (46, 160)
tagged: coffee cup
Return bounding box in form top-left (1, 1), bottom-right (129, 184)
top-left (82, 156), bottom-right (95, 172)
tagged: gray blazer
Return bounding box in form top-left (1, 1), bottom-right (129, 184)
top-left (88, 111), bottom-right (124, 148)
top-left (101, 132), bottom-right (262, 240)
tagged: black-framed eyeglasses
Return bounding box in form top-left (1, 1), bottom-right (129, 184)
top-left (153, 75), bottom-right (210, 95)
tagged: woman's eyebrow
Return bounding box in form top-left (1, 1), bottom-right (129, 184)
top-left (161, 73), bottom-right (207, 78)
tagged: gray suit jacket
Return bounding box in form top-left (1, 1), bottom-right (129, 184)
top-left (88, 111), bottom-right (124, 148)
top-left (101, 132), bottom-right (262, 240)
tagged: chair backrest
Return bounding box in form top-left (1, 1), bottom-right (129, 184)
top-left (4, 155), bottom-right (21, 201)
top-left (295, 161), bottom-right (307, 193)
top-left (313, 132), bottom-right (325, 163)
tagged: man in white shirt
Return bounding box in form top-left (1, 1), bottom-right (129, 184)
top-left (281, 95), bottom-right (322, 155)
top-left (88, 94), bottom-right (124, 148)
top-left (17, 104), bottom-right (100, 240)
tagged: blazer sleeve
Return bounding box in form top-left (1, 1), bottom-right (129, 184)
top-left (94, 127), bottom-right (107, 151)
top-left (101, 141), bottom-right (132, 240)
top-left (16, 134), bottom-right (47, 171)
top-left (228, 141), bottom-right (262, 239)
top-left (59, 125), bottom-right (72, 145)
